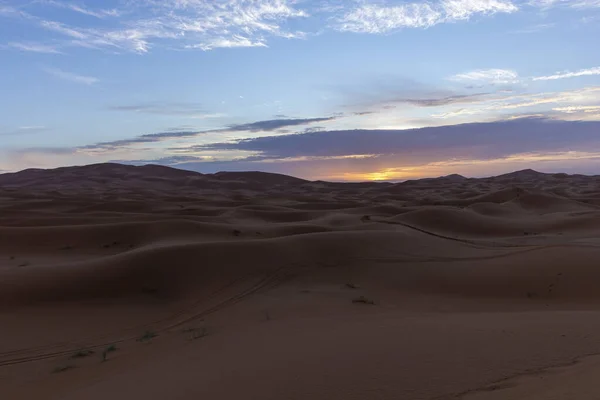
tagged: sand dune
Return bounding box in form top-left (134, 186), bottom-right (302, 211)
top-left (2, 164), bottom-right (600, 399)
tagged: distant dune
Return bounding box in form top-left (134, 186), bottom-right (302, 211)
top-left (3, 163), bottom-right (600, 399)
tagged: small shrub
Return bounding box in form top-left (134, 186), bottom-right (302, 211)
top-left (360, 215), bottom-right (371, 222)
top-left (352, 295), bottom-right (375, 305)
top-left (345, 283), bottom-right (359, 289)
top-left (232, 229), bottom-right (242, 237)
top-left (190, 327), bottom-right (208, 340)
top-left (52, 365), bottom-right (76, 373)
top-left (102, 344), bottom-right (117, 362)
top-left (137, 330), bottom-right (157, 342)
top-left (70, 349), bottom-right (94, 359)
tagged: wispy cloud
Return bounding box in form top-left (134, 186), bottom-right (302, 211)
top-left (430, 86), bottom-right (600, 119)
top-left (39, 1), bottom-right (120, 18)
top-left (0, 0), bottom-right (309, 53)
top-left (185, 36), bottom-right (268, 51)
top-left (110, 155), bottom-right (208, 166)
top-left (553, 105), bottom-right (600, 113)
top-left (2, 0), bottom-right (596, 55)
top-left (530, 0), bottom-right (600, 9)
top-left (226, 117), bottom-right (338, 132)
top-left (107, 102), bottom-right (224, 118)
top-left (77, 116), bottom-right (339, 151)
top-left (533, 67), bottom-right (600, 81)
top-left (449, 69), bottom-right (520, 84)
top-left (509, 22), bottom-right (555, 34)
top-left (336, 0), bottom-right (518, 33)
top-left (43, 67), bottom-right (98, 85)
top-left (0, 125), bottom-right (50, 136)
top-left (7, 41), bottom-right (62, 53)
top-left (450, 66), bottom-right (600, 84)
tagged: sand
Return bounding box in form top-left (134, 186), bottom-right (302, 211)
top-left (2, 163), bottom-right (600, 399)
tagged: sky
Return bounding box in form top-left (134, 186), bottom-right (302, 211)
top-left (1, 0), bottom-right (600, 181)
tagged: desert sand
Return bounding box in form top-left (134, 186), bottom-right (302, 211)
top-left (3, 163), bottom-right (600, 399)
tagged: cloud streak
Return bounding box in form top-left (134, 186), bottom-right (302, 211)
top-left (40, 1), bottom-right (120, 18)
top-left (7, 41), bottom-right (62, 53)
top-left (78, 116), bottom-right (339, 151)
top-left (43, 67), bottom-right (98, 85)
top-left (533, 67), bottom-right (600, 81)
top-left (0, 126), bottom-right (50, 136)
top-left (107, 102), bottom-right (224, 118)
top-left (449, 69), bottom-right (520, 84)
top-left (530, 0), bottom-right (600, 9)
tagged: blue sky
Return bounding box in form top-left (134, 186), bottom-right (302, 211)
top-left (1, 0), bottom-right (600, 181)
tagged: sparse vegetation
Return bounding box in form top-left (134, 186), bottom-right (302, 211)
top-left (137, 330), bottom-right (157, 342)
top-left (360, 215), bottom-right (371, 222)
top-left (18, 262), bottom-right (29, 267)
top-left (70, 349), bottom-right (95, 359)
top-left (190, 327), bottom-right (208, 340)
top-left (52, 364), bottom-right (76, 373)
top-left (9, 255), bottom-right (15, 260)
top-left (232, 229), bottom-right (242, 237)
top-left (264, 310), bottom-right (271, 321)
top-left (101, 344), bottom-right (117, 362)
top-left (345, 283), bottom-right (360, 289)
top-left (352, 295), bottom-right (376, 305)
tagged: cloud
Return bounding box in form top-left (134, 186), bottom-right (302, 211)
top-left (40, 1), bottom-right (120, 18)
top-left (533, 67), bottom-right (600, 81)
top-left (80, 131), bottom-right (204, 151)
top-left (7, 42), bottom-right (62, 53)
top-left (4, 0), bottom-right (567, 55)
top-left (226, 117), bottom-right (338, 132)
top-left (530, 0), bottom-right (600, 9)
top-left (553, 105), bottom-right (600, 113)
top-left (1, 0), bottom-right (309, 53)
top-left (401, 93), bottom-right (490, 107)
top-left (191, 118), bottom-right (600, 162)
top-left (110, 155), bottom-right (208, 166)
top-left (0, 126), bottom-right (50, 136)
top-left (43, 67), bottom-right (98, 85)
top-left (509, 22), bottom-right (555, 34)
top-left (336, 0), bottom-right (518, 33)
top-left (4, 0), bottom-right (595, 56)
top-left (77, 116), bottom-right (338, 151)
top-left (107, 102), bottom-right (223, 118)
top-left (184, 36), bottom-right (268, 51)
top-left (430, 86), bottom-right (600, 118)
top-left (450, 69), bottom-right (520, 84)
top-left (147, 118), bottom-right (600, 180)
